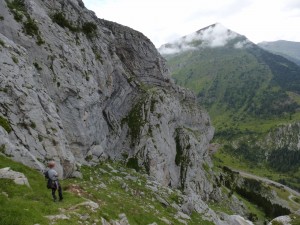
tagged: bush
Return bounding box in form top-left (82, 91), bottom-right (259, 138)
top-left (82, 22), bottom-right (97, 38)
top-left (52, 12), bottom-right (78, 32)
top-left (126, 157), bottom-right (140, 172)
top-left (6, 0), bottom-right (27, 22)
top-left (23, 17), bottom-right (39, 36)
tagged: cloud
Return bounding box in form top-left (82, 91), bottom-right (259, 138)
top-left (83, 0), bottom-right (300, 47)
top-left (159, 43), bottom-right (196, 55)
top-left (195, 23), bottom-right (238, 47)
top-left (234, 40), bottom-right (252, 49)
top-left (159, 23), bottom-right (240, 55)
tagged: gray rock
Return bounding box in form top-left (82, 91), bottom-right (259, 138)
top-left (176, 218), bottom-right (188, 225)
top-left (155, 194), bottom-right (169, 207)
top-left (159, 217), bottom-right (172, 225)
top-left (1, 192), bottom-right (8, 198)
top-left (176, 211), bottom-right (191, 220)
top-left (0, 0), bottom-right (250, 223)
top-left (0, 167), bottom-right (30, 187)
top-left (45, 214), bottom-right (70, 220)
top-left (99, 182), bottom-right (107, 189)
top-left (69, 200), bottom-right (99, 212)
top-left (71, 171), bottom-right (83, 179)
top-left (224, 215), bottom-right (254, 225)
top-left (124, 175), bottom-right (138, 182)
top-left (268, 216), bottom-right (291, 225)
top-left (80, 214), bottom-right (90, 221)
top-left (101, 218), bottom-right (111, 225)
top-left (0, 0), bottom-right (214, 198)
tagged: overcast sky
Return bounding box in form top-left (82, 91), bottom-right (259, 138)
top-left (83, 0), bottom-right (300, 47)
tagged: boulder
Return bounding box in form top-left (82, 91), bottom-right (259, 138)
top-left (0, 167), bottom-right (30, 187)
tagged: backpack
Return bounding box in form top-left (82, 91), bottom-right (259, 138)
top-left (44, 170), bottom-right (53, 189)
top-left (47, 179), bottom-right (54, 189)
top-left (44, 170), bottom-right (50, 179)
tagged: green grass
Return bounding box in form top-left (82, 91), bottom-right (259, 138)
top-left (213, 149), bottom-right (285, 181)
top-left (0, 155), bottom-right (83, 225)
top-left (0, 156), bottom-right (217, 225)
top-left (271, 221), bottom-right (284, 225)
top-left (290, 214), bottom-right (300, 225)
top-left (208, 201), bottom-right (233, 215)
top-left (269, 185), bottom-right (299, 211)
top-left (189, 212), bottom-right (214, 225)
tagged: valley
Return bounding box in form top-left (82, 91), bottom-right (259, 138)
top-left (1, 0), bottom-right (300, 224)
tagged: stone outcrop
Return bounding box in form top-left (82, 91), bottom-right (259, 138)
top-left (263, 122), bottom-right (300, 151)
top-left (0, 167), bottom-right (30, 187)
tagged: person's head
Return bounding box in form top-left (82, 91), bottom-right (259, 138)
top-left (48, 161), bottom-right (55, 168)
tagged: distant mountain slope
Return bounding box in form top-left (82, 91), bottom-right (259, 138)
top-left (258, 40), bottom-right (300, 66)
top-left (159, 24), bottom-right (300, 188)
top-left (159, 24), bottom-right (300, 122)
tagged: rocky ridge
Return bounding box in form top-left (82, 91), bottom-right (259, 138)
top-left (0, 0), bottom-right (248, 223)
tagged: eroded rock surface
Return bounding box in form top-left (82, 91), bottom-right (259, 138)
top-left (0, 0), bottom-right (249, 224)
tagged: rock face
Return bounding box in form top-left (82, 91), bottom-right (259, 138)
top-left (0, 1), bottom-right (259, 224)
top-left (0, 0), bottom-right (214, 200)
top-left (263, 122), bottom-right (300, 151)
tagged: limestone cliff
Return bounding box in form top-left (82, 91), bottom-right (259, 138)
top-left (0, 1), bottom-right (258, 224)
top-left (0, 0), bottom-right (215, 196)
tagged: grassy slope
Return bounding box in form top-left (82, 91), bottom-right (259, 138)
top-left (2, 151), bottom-right (298, 225)
top-left (0, 155), bottom-right (214, 225)
top-left (164, 44), bottom-right (300, 194)
top-left (166, 43), bottom-right (300, 131)
top-left (0, 155), bottom-right (84, 225)
top-left (258, 41), bottom-right (300, 66)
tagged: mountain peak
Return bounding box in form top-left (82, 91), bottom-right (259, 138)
top-left (159, 23), bottom-right (251, 55)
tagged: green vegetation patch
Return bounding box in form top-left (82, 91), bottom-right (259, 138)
top-left (122, 98), bottom-right (146, 145)
top-left (126, 157), bottom-right (140, 172)
top-left (6, 0), bottom-right (44, 45)
top-left (291, 214), bottom-right (300, 225)
top-left (11, 55), bottom-right (18, 64)
top-left (51, 12), bottom-right (78, 32)
top-left (82, 22), bottom-right (97, 38)
top-left (5, 0), bottom-right (27, 22)
top-left (0, 39), bottom-right (5, 47)
top-left (51, 12), bottom-right (98, 39)
top-left (0, 116), bottom-right (12, 133)
top-left (0, 155), bottom-right (83, 225)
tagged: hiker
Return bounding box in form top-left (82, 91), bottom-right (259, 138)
top-left (45, 161), bottom-right (63, 202)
